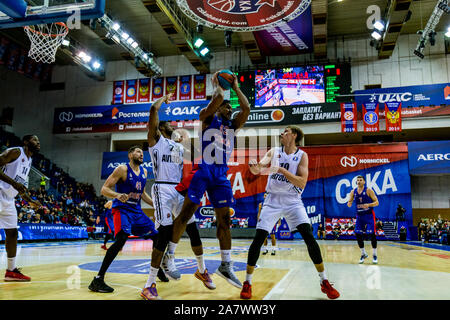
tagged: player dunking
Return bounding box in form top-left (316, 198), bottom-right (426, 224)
top-left (347, 175), bottom-right (379, 264)
top-left (141, 94), bottom-right (215, 301)
top-left (88, 146), bottom-right (159, 293)
top-left (0, 135), bottom-right (42, 281)
top-left (169, 71), bottom-right (251, 289)
top-left (240, 126), bottom-right (340, 300)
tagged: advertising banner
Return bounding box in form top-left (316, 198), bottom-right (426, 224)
top-left (179, 75), bottom-right (192, 101)
top-left (193, 74), bottom-right (207, 99)
top-left (113, 81), bottom-right (125, 105)
top-left (101, 152), bottom-right (154, 180)
top-left (165, 76), bottom-right (178, 101)
top-left (362, 103), bottom-right (379, 132)
top-left (125, 79), bottom-right (137, 104)
top-left (340, 102), bottom-right (357, 132)
top-left (385, 102), bottom-right (402, 132)
top-left (408, 141), bottom-right (450, 175)
top-left (0, 224), bottom-right (88, 241)
top-left (152, 77), bottom-right (164, 100)
top-left (253, 4), bottom-right (313, 56)
top-left (138, 78), bottom-right (151, 103)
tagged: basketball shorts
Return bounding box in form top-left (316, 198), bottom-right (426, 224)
top-left (151, 183), bottom-right (195, 229)
top-left (0, 190), bottom-right (17, 229)
top-left (355, 211), bottom-right (376, 234)
top-left (256, 193), bottom-right (310, 233)
top-left (187, 165), bottom-right (234, 208)
top-left (111, 206), bottom-right (157, 237)
top-left (104, 212), bottom-right (114, 235)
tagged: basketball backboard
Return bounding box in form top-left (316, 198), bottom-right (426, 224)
top-left (0, 0), bottom-right (105, 29)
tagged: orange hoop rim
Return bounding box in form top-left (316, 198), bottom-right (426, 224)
top-left (24, 22), bottom-right (69, 38)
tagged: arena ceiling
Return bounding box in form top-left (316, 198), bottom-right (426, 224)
top-left (0, 0), bottom-right (448, 71)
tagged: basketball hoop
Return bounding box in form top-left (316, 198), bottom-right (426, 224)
top-left (24, 22), bottom-right (69, 64)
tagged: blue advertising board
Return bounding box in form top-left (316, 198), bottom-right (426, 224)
top-left (408, 141), bottom-right (450, 175)
top-left (0, 224), bottom-right (88, 241)
top-left (101, 152), bottom-right (154, 180)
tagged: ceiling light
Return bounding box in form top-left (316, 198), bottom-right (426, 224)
top-left (83, 54), bottom-right (92, 63)
top-left (77, 51), bottom-right (86, 59)
top-left (131, 42), bottom-right (138, 48)
top-left (127, 37), bottom-right (134, 44)
top-left (194, 38), bottom-right (204, 48)
top-left (92, 61), bottom-right (101, 69)
top-left (62, 39), bottom-right (70, 47)
top-left (200, 47), bottom-right (210, 56)
top-left (446, 27), bottom-right (450, 38)
top-left (374, 20), bottom-right (385, 31)
top-left (112, 23), bottom-right (120, 31)
top-left (112, 35), bottom-right (120, 43)
top-left (371, 30), bottom-right (382, 40)
top-left (143, 53), bottom-right (148, 60)
top-left (121, 32), bottom-right (129, 40)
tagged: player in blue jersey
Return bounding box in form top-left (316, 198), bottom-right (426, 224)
top-left (169, 71), bottom-right (250, 289)
top-left (88, 146), bottom-right (161, 293)
top-left (100, 200), bottom-right (114, 250)
top-left (347, 175), bottom-right (380, 264)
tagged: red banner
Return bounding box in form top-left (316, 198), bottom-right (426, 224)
top-left (340, 103), bottom-right (357, 133)
top-left (179, 75), bottom-right (192, 100)
top-left (194, 74), bottom-right (207, 99)
top-left (113, 81), bottom-right (125, 105)
top-left (385, 102), bottom-right (402, 132)
top-left (165, 76), bottom-right (178, 101)
top-left (125, 79), bottom-right (137, 104)
top-left (138, 78), bottom-right (151, 103)
top-left (152, 77), bottom-right (164, 100)
top-left (363, 103), bottom-right (380, 132)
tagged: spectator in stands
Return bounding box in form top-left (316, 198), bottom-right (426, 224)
top-left (376, 219), bottom-right (383, 231)
top-left (317, 224), bottom-right (325, 240)
top-left (333, 224), bottom-right (341, 240)
top-left (399, 226), bottom-right (407, 241)
top-left (395, 203), bottom-right (406, 221)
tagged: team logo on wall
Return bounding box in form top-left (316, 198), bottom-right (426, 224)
top-left (181, 83), bottom-right (190, 94)
top-left (176, 0), bottom-right (311, 31)
top-left (127, 87), bottom-right (136, 97)
top-left (343, 111), bottom-right (354, 121)
top-left (364, 111), bottom-right (378, 125)
top-left (153, 86), bottom-right (162, 95)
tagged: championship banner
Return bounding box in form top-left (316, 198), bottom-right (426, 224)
top-left (385, 102), bottom-right (402, 132)
top-left (408, 141), bottom-right (450, 175)
top-left (253, 4), bottom-right (313, 56)
top-left (125, 79), bottom-right (137, 104)
top-left (152, 77), bottom-right (164, 100)
top-left (340, 103), bottom-right (357, 132)
top-left (193, 74), bottom-right (206, 99)
top-left (362, 103), bottom-right (379, 132)
top-left (113, 81), bottom-right (125, 105)
top-left (176, 0), bottom-right (311, 32)
top-left (101, 152), bottom-right (154, 180)
top-left (179, 75), bottom-right (192, 100)
top-left (165, 76), bottom-right (178, 101)
top-left (138, 78), bottom-right (151, 103)
top-left (0, 224), bottom-right (88, 241)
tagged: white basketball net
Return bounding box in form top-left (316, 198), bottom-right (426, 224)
top-left (24, 22), bottom-right (69, 64)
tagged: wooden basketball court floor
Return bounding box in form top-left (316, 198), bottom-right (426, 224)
top-left (0, 238), bottom-right (449, 300)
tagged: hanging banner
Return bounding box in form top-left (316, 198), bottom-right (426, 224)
top-left (385, 102), bottom-right (402, 132)
top-left (179, 75), bottom-right (192, 101)
top-left (362, 103), bottom-right (379, 132)
top-left (152, 77), bottom-right (164, 100)
top-left (193, 74), bottom-right (207, 99)
top-left (253, 4), bottom-right (313, 56)
top-left (101, 152), bottom-right (154, 180)
top-left (138, 78), bottom-right (151, 103)
top-left (125, 79), bottom-right (137, 104)
top-left (165, 76), bottom-right (178, 101)
top-left (113, 81), bottom-right (125, 105)
top-left (340, 102), bottom-right (357, 133)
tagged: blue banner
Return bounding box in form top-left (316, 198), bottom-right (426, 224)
top-left (101, 152), bottom-right (154, 180)
top-left (0, 224), bottom-right (88, 241)
top-left (408, 141), bottom-right (450, 175)
top-left (354, 83), bottom-right (450, 108)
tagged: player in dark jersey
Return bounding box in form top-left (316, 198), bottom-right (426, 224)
top-left (170, 71), bottom-right (250, 289)
top-left (347, 175), bottom-right (379, 264)
top-left (100, 200), bottom-right (114, 250)
top-left (88, 146), bottom-right (160, 293)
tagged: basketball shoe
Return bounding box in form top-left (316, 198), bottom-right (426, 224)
top-left (373, 255), bottom-right (378, 264)
top-left (157, 267), bottom-right (169, 282)
top-left (161, 252), bottom-right (181, 280)
top-left (4, 268), bottom-right (31, 282)
top-left (321, 280), bottom-right (340, 299)
top-left (194, 269), bottom-right (216, 290)
top-left (101, 245), bottom-right (107, 250)
top-left (88, 276), bottom-right (114, 293)
top-left (359, 253), bottom-right (369, 264)
top-left (141, 283), bottom-right (161, 300)
top-left (216, 261), bottom-right (242, 289)
top-left (240, 281), bottom-right (252, 299)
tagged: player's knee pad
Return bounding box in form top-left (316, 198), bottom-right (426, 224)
top-left (370, 233), bottom-right (377, 248)
top-left (297, 223), bottom-right (323, 265)
top-left (248, 229), bottom-right (269, 266)
top-left (186, 222), bottom-right (202, 247)
top-left (154, 224), bottom-right (173, 252)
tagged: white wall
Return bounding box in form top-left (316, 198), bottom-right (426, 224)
top-left (411, 175), bottom-right (450, 209)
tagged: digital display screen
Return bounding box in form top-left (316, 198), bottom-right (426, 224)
top-left (230, 71), bottom-right (255, 109)
top-left (255, 66), bottom-right (325, 107)
top-left (324, 63), bottom-right (352, 103)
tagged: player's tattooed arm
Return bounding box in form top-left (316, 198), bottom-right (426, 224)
top-left (231, 74), bottom-right (250, 131)
top-left (277, 152), bottom-right (309, 190)
top-left (101, 165), bottom-right (129, 203)
top-left (148, 93), bottom-right (173, 147)
top-left (347, 190), bottom-right (355, 207)
top-left (199, 72), bottom-right (224, 122)
top-left (249, 148), bottom-right (275, 175)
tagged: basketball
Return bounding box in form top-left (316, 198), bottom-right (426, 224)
top-left (217, 69), bottom-right (234, 90)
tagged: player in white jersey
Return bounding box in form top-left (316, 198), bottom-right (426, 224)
top-left (0, 135), bottom-right (41, 281)
top-left (141, 94), bottom-right (214, 301)
top-left (240, 126), bottom-right (340, 300)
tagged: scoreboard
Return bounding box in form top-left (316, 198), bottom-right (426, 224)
top-left (230, 71), bottom-right (255, 109)
top-left (325, 63), bottom-right (352, 103)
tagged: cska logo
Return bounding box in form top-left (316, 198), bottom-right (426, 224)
top-left (207, 0), bottom-right (276, 14)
